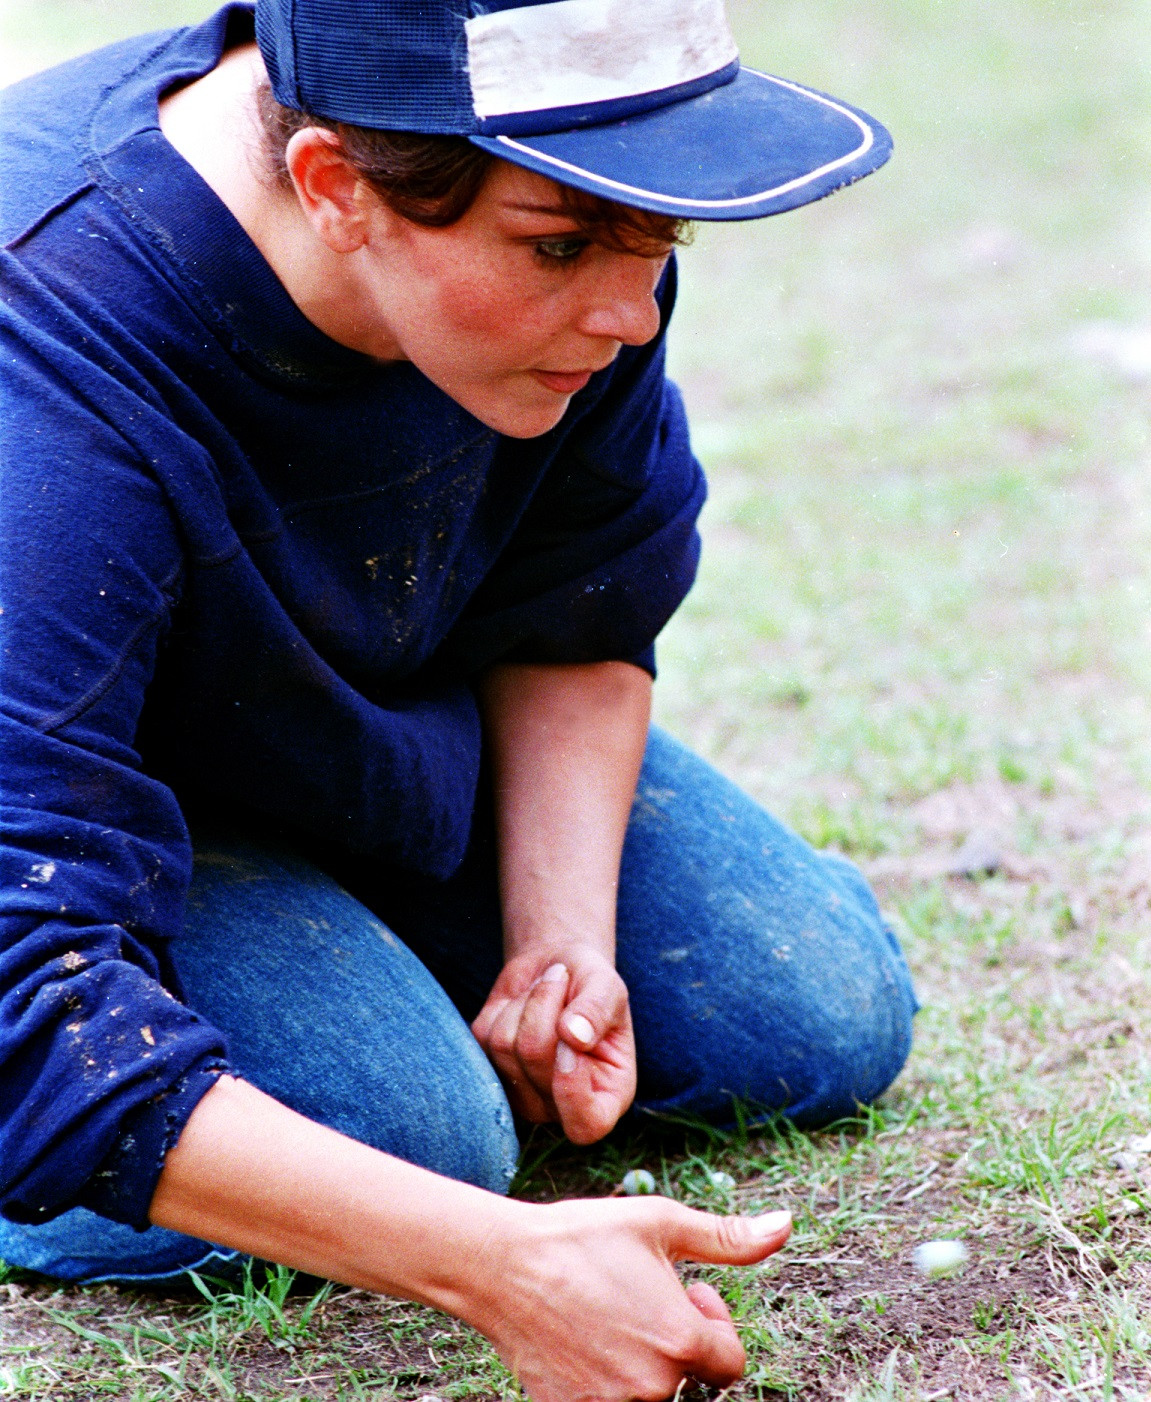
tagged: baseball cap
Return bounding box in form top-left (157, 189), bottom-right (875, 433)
top-left (255, 0), bottom-right (892, 221)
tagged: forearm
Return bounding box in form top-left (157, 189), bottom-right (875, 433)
top-left (149, 1078), bottom-right (791, 1402)
top-left (478, 660), bottom-right (652, 958)
top-left (149, 1074), bottom-right (517, 1322)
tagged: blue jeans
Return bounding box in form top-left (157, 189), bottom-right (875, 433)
top-left (0, 729), bottom-right (917, 1283)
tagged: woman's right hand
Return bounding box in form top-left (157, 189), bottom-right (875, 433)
top-left (151, 1078), bottom-right (789, 1402)
top-left (461, 1197), bottom-right (792, 1401)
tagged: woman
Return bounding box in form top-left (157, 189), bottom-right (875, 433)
top-left (0, 1), bottom-right (917, 1396)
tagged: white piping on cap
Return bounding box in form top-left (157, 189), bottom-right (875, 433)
top-left (465, 0), bottom-right (738, 119)
top-left (490, 71), bottom-right (876, 209)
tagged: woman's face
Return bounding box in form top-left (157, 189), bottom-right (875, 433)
top-left (346, 162), bottom-right (671, 438)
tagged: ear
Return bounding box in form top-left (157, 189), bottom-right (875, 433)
top-left (285, 128), bottom-right (381, 254)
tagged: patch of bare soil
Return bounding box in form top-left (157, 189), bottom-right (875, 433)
top-left (776, 1247), bottom-right (1052, 1397)
top-left (868, 768), bottom-right (1151, 895)
top-left (741, 1197), bottom-right (1097, 1401)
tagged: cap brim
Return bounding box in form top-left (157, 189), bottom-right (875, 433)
top-left (469, 67), bottom-right (892, 222)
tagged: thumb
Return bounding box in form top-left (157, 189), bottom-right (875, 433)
top-left (560, 963), bottom-right (624, 1051)
top-left (665, 1207), bottom-right (792, 1266)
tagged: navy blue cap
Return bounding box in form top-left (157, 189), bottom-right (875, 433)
top-left (255, 0), bottom-right (891, 221)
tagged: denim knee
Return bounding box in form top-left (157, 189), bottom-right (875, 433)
top-left (177, 837), bottom-right (522, 1197)
top-left (0, 1208), bottom-right (242, 1285)
top-left (633, 876), bottom-right (916, 1129)
top-left (617, 738), bottom-right (919, 1131)
top-left (304, 1039), bottom-right (520, 1198)
top-left (650, 869), bottom-right (916, 1128)
top-left (807, 853), bottom-right (918, 1116)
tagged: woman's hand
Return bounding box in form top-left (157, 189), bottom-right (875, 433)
top-left (152, 1078), bottom-right (792, 1402)
top-left (471, 944), bottom-right (636, 1143)
top-left (468, 1196), bottom-right (793, 1402)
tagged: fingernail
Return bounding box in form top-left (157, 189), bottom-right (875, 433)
top-left (565, 1013), bottom-right (596, 1046)
top-left (753, 1210), bottom-right (792, 1235)
top-left (539, 962), bottom-right (568, 984)
top-left (555, 1042), bottom-right (578, 1074)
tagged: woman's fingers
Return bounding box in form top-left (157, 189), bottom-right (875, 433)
top-left (665, 1214), bottom-right (788, 1390)
top-left (682, 1282), bottom-right (743, 1389)
top-left (549, 952), bottom-right (636, 1141)
top-left (677, 1313), bottom-right (746, 1390)
top-left (552, 1039), bottom-right (632, 1143)
top-left (552, 1046), bottom-right (601, 1143)
top-left (470, 994), bottom-right (509, 1048)
top-left (685, 1280), bottom-right (732, 1323)
top-left (683, 1279), bottom-right (745, 1388)
top-left (483, 964), bottom-right (570, 1122)
top-left (552, 961), bottom-right (636, 1143)
top-left (473, 949), bottom-right (636, 1138)
top-left (476, 1196), bottom-right (790, 1402)
top-left (513, 962), bottom-right (569, 1078)
top-left (484, 995), bottom-right (553, 1121)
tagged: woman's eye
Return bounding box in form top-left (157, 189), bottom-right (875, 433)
top-left (533, 236), bottom-right (589, 263)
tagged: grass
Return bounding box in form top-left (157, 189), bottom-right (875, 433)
top-left (3, 0), bottom-right (1151, 1396)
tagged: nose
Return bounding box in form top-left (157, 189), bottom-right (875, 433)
top-left (576, 254), bottom-right (666, 347)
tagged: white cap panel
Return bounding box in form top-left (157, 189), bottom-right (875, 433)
top-left (465, 0), bottom-right (739, 119)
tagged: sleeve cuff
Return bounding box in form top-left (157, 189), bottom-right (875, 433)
top-left (77, 1055), bottom-right (229, 1229)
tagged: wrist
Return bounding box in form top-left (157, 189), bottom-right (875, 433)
top-left (410, 1190), bottom-right (539, 1328)
top-left (501, 916), bottom-right (616, 965)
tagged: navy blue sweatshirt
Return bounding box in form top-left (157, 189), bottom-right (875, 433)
top-left (0, 4), bottom-right (705, 1230)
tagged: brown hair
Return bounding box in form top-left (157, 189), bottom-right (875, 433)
top-left (256, 83), bottom-right (690, 258)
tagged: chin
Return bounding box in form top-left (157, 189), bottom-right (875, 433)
top-left (473, 396), bottom-right (571, 440)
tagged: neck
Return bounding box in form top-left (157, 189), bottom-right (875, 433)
top-left (159, 44), bottom-right (273, 239)
top-left (158, 44), bottom-right (388, 358)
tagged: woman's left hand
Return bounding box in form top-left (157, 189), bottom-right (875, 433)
top-left (471, 945), bottom-right (636, 1144)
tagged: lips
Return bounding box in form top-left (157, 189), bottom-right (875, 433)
top-left (530, 368), bottom-right (597, 394)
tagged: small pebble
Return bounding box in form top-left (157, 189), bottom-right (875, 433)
top-left (621, 1168), bottom-right (657, 1196)
top-left (1113, 1135), bottom-right (1151, 1173)
top-left (912, 1239), bottom-right (968, 1277)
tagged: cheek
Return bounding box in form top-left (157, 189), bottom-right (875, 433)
top-left (428, 272), bottom-right (565, 362)
top-left (440, 285), bottom-right (511, 339)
